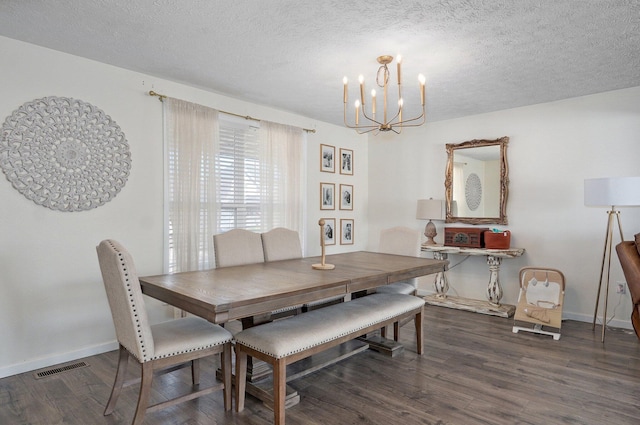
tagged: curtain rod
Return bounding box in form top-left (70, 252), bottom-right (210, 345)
top-left (148, 90), bottom-right (316, 133)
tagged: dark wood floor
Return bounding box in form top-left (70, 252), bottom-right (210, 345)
top-left (2, 305), bottom-right (640, 425)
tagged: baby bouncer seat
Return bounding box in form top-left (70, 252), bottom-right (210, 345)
top-left (512, 267), bottom-right (565, 340)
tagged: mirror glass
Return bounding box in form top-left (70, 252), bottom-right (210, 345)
top-left (445, 137), bottom-right (509, 225)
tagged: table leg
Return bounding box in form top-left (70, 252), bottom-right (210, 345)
top-left (486, 255), bottom-right (503, 305)
top-left (432, 252), bottom-right (449, 298)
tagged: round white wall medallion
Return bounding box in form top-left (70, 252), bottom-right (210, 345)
top-left (465, 173), bottom-right (482, 211)
top-left (0, 96), bottom-right (131, 212)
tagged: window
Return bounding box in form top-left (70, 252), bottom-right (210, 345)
top-left (164, 98), bottom-right (303, 273)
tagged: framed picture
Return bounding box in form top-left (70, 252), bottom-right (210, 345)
top-left (320, 144), bottom-right (335, 173)
top-left (340, 219), bottom-right (354, 245)
top-left (339, 184), bottom-right (353, 210)
top-left (322, 218), bottom-right (336, 245)
top-left (320, 182), bottom-right (335, 210)
top-left (340, 148), bottom-right (353, 175)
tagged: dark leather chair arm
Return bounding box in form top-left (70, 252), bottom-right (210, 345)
top-left (616, 241), bottom-right (640, 339)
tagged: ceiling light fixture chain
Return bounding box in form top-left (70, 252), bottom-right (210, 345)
top-left (343, 54), bottom-right (426, 135)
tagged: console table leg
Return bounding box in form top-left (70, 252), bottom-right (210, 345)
top-left (433, 252), bottom-right (449, 298)
top-left (486, 255), bottom-right (503, 305)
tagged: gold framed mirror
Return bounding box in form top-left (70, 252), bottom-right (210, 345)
top-left (445, 136), bottom-right (509, 225)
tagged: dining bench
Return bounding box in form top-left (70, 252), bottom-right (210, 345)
top-left (233, 293), bottom-right (425, 425)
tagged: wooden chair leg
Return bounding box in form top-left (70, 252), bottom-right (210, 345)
top-left (235, 347), bottom-right (247, 412)
top-left (415, 308), bottom-right (424, 355)
top-left (273, 358), bottom-right (287, 425)
top-left (104, 345), bottom-right (129, 416)
top-left (191, 359), bottom-right (200, 386)
top-left (132, 361), bottom-right (154, 425)
top-left (221, 343), bottom-right (232, 411)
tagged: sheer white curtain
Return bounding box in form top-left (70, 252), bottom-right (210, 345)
top-left (164, 98), bottom-right (219, 272)
top-left (164, 98), bottom-right (305, 273)
top-left (259, 121), bottom-right (304, 235)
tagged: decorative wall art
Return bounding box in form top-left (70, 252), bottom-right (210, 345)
top-left (320, 182), bottom-right (335, 210)
top-left (320, 144), bottom-right (335, 173)
top-left (322, 218), bottom-right (336, 245)
top-left (340, 219), bottom-right (354, 245)
top-left (340, 148), bottom-right (353, 175)
top-left (0, 96), bottom-right (131, 212)
top-left (465, 172), bottom-right (482, 211)
top-left (339, 184), bottom-right (353, 210)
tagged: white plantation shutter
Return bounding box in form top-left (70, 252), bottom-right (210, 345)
top-left (216, 117), bottom-right (262, 231)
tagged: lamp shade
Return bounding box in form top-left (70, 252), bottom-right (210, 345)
top-left (584, 177), bottom-right (640, 207)
top-left (416, 199), bottom-right (444, 220)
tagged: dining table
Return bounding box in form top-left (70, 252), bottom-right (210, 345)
top-left (139, 251), bottom-right (447, 408)
top-left (139, 251), bottom-right (447, 324)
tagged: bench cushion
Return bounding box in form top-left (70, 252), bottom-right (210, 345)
top-left (233, 293), bottom-right (424, 359)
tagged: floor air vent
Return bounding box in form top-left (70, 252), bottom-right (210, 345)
top-left (34, 361), bottom-right (89, 379)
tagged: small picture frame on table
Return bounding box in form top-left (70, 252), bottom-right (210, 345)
top-left (340, 219), bottom-right (354, 245)
top-left (320, 182), bottom-right (335, 210)
top-left (320, 144), bottom-right (335, 173)
top-left (323, 218), bottom-right (336, 245)
top-left (339, 184), bottom-right (353, 210)
top-left (340, 148), bottom-right (353, 175)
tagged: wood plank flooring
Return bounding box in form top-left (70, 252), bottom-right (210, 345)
top-left (2, 305), bottom-right (640, 425)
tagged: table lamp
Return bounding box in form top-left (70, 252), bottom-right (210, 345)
top-left (416, 198), bottom-right (445, 246)
top-left (584, 176), bottom-right (640, 342)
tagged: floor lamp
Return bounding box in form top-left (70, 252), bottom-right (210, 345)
top-left (584, 176), bottom-right (640, 342)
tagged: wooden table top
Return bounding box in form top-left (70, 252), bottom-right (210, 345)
top-left (140, 251), bottom-right (447, 324)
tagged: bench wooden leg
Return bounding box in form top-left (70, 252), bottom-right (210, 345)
top-left (273, 358), bottom-right (287, 425)
top-left (415, 307), bottom-right (424, 355)
top-left (235, 347), bottom-right (248, 412)
top-left (393, 322), bottom-right (400, 341)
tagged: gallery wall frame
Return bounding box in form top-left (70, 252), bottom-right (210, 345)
top-left (320, 144), bottom-right (335, 173)
top-left (320, 182), bottom-right (335, 210)
top-left (340, 219), bottom-right (354, 245)
top-left (339, 184), bottom-right (353, 210)
top-left (323, 218), bottom-right (336, 245)
top-left (339, 148), bottom-right (353, 175)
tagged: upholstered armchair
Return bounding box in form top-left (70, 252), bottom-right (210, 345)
top-left (615, 234), bottom-right (640, 340)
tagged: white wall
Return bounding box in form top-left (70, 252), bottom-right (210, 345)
top-left (367, 86), bottom-right (640, 329)
top-left (0, 36), bottom-right (366, 378)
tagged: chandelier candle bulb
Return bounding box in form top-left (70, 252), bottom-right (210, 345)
top-left (343, 77), bottom-right (348, 103)
top-left (419, 74), bottom-right (426, 105)
top-left (359, 75), bottom-right (365, 105)
top-left (371, 89), bottom-right (376, 116)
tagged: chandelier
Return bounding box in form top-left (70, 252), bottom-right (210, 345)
top-left (343, 55), bottom-right (426, 134)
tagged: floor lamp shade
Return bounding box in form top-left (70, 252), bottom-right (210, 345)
top-left (584, 177), bottom-right (640, 207)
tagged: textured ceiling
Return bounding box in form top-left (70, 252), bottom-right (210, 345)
top-left (1, 0), bottom-right (639, 126)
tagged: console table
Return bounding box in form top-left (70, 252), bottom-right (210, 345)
top-left (421, 245), bottom-right (525, 318)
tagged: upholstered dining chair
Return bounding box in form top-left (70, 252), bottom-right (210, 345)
top-left (213, 228), bottom-right (265, 268)
top-left (375, 226), bottom-right (422, 340)
top-left (376, 226), bottom-right (422, 296)
top-left (261, 227), bottom-right (345, 311)
top-left (96, 239), bottom-right (233, 425)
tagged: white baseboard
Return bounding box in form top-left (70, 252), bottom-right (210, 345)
top-left (0, 340), bottom-right (118, 379)
top-left (417, 289), bottom-right (633, 330)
